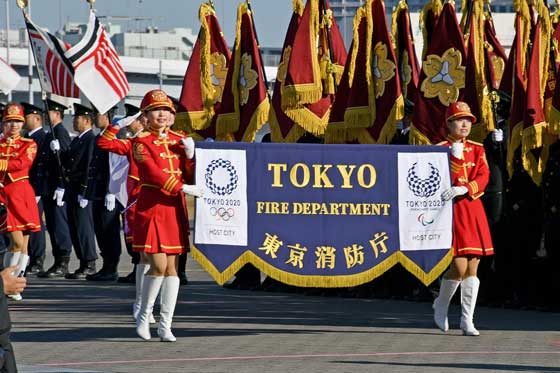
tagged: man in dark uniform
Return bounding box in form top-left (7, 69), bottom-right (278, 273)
top-left (21, 102), bottom-right (48, 275)
top-left (117, 103), bottom-right (143, 284)
top-left (0, 266), bottom-right (27, 372)
top-left (85, 106), bottom-right (122, 282)
top-left (37, 99), bottom-right (74, 278)
top-left (61, 103), bottom-right (98, 279)
top-left (480, 92), bottom-right (510, 304)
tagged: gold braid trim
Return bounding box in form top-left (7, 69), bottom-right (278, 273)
top-left (196, 3), bottom-right (218, 131)
top-left (268, 105), bottom-right (306, 143)
top-left (391, 0), bottom-right (409, 60)
top-left (348, 6), bottom-right (366, 88)
top-left (292, 0), bottom-right (304, 16)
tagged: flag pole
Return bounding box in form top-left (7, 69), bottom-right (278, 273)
top-left (17, 0), bottom-right (67, 186)
top-left (462, 0), bottom-right (474, 39)
top-left (320, 0), bottom-right (338, 94)
top-left (245, 0), bottom-right (272, 99)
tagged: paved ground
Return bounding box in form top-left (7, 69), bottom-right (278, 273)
top-left (6, 248), bottom-right (560, 373)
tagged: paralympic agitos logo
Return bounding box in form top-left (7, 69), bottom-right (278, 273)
top-left (406, 162), bottom-right (441, 198)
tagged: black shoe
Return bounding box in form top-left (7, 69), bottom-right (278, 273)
top-left (117, 270), bottom-right (136, 284)
top-left (66, 261), bottom-right (96, 279)
top-left (38, 258), bottom-right (69, 278)
top-left (26, 263), bottom-right (44, 276)
top-left (179, 272), bottom-right (188, 286)
top-left (86, 270), bottom-right (118, 282)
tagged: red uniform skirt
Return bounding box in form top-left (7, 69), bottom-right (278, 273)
top-left (0, 180), bottom-right (41, 233)
top-left (132, 186), bottom-right (190, 254)
top-left (452, 196), bottom-right (494, 256)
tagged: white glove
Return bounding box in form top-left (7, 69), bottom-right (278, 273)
top-left (491, 128), bottom-right (503, 143)
top-left (53, 187), bottom-right (65, 207)
top-left (181, 184), bottom-right (204, 198)
top-left (181, 137), bottom-right (195, 159)
top-left (450, 142), bottom-right (464, 159)
top-left (441, 186), bottom-right (468, 201)
top-left (50, 139), bottom-right (61, 152)
top-left (105, 193), bottom-right (116, 211)
top-left (35, 196), bottom-right (41, 203)
top-left (78, 194), bottom-right (89, 208)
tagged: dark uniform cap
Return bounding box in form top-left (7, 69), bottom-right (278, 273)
top-left (73, 103), bottom-right (94, 117)
top-left (93, 105), bottom-right (118, 116)
top-left (124, 103), bottom-right (140, 117)
top-left (46, 99), bottom-right (67, 113)
top-left (21, 102), bottom-right (44, 116)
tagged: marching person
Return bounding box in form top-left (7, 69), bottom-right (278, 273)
top-left (132, 89), bottom-right (201, 342)
top-left (60, 103), bottom-right (98, 279)
top-left (97, 105), bottom-right (155, 323)
top-left (37, 99), bottom-right (73, 278)
top-left (0, 103), bottom-right (42, 301)
top-left (21, 102), bottom-right (48, 275)
top-left (433, 101), bottom-right (494, 336)
top-left (85, 106), bottom-right (122, 282)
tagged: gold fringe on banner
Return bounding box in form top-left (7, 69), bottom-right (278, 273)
top-left (397, 249), bottom-right (453, 286)
top-left (197, 3), bottom-right (218, 131)
top-left (240, 99), bottom-right (270, 142)
top-left (284, 105), bottom-right (331, 136)
top-left (191, 245), bottom-right (452, 287)
top-left (269, 107), bottom-right (307, 143)
top-left (292, 0), bottom-right (304, 16)
top-left (376, 95), bottom-right (405, 144)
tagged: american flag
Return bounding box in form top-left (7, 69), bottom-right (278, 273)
top-left (65, 11), bottom-right (129, 113)
top-left (25, 18), bottom-right (80, 98)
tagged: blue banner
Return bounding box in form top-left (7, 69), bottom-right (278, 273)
top-left (192, 142), bottom-right (453, 287)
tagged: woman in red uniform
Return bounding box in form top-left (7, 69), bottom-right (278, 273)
top-left (98, 108), bottom-right (156, 323)
top-left (433, 101), bottom-right (494, 336)
top-left (0, 103), bottom-right (41, 301)
top-left (131, 90), bottom-right (201, 342)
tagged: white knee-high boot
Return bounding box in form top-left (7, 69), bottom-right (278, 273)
top-left (460, 276), bottom-right (480, 336)
top-left (4, 252), bottom-right (24, 301)
top-left (157, 276), bottom-right (180, 342)
top-left (433, 278), bottom-right (461, 332)
top-left (17, 254), bottom-right (29, 277)
top-left (135, 275), bottom-right (163, 340)
top-left (3, 251), bottom-right (21, 271)
top-left (133, 264), bottom-right (155, 323)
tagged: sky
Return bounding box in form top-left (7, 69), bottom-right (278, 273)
top-left (2, 0), bottom-right (293, 47)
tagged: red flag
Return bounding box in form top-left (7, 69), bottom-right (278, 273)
top-left (483, 13), bottom-right (507, 90)
top-left (392, 0), bottom-right (420, 104)
top-left (507, 0), bottom-right (551, 185)
top-left (273, 0), bottom-right (347, 141)
top-left (419, 0), bottom-right (443, 61)
top-left (215, 2), bottom-right (270, 142)
top-left (176, 3), bottom-right (231, 139)
top-left (410, 1), bottom-right (466, 144)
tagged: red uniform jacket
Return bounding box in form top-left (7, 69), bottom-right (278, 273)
top-left (0, 135), bottom-right (41, 232)
top-left (440, 137), bottom-right (494, 256)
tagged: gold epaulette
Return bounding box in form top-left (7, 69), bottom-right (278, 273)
top-left (137, 131), bottom-right (151, 138)
top-left (169, 129), bottom-right (186, 138)
top-left (436, 140), bottom-right (448, 146)
top-left (19, 137), bottom-right (33, 142)
top-left (466, 139), bottom-right (483, 146)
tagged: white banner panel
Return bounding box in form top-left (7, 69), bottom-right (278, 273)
top-left (398, 152), bottom-right (453, 251)
top-left (195, 148), bottom-right (248, 246)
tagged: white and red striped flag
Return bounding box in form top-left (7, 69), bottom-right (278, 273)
top-left (0, 57), bottom-right (21, 94)
top-left (24, 18), bottom-right (79, 98)
top-left (65, 11), bottom-right (129, 113)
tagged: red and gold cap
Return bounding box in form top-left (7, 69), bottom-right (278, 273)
top-left (445, 101), bottom-right (477, 123)
top-left (2, 103), bottom-right (25, 123)
top-left (140, 89), bottom-right (176, 114)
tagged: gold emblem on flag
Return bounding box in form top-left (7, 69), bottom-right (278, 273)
top-left (372, 42), bottom-right (396, 98)
top-left (239, 53), bottom-right (258, 106)
top-left (400, 50), bottom-right (412, 98)
top-left (210, 52), bottom-right (228, 103)
top-left (421, 47), bottom-right (465, 106)
top-left (276, 46), bottom-right (292, 85)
